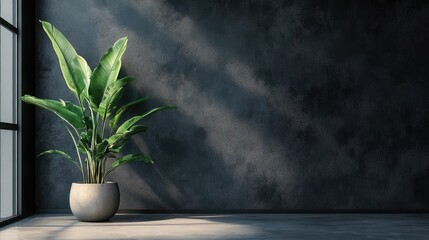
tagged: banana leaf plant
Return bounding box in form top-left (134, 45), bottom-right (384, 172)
top-left (22, 21), bottom-right (176, 183)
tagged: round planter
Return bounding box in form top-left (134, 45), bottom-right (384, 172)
top-left (69, 182), bottom-right (120, 222)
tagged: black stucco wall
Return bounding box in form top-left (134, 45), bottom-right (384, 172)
top-left (35, 0), bottom-right (429, 210)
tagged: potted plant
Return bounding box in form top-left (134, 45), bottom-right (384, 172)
top-left (22, 21), bottom-right (176, 222)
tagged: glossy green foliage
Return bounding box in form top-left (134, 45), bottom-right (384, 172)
top-left (21, 95), bottom-right (85, 129)
top-left (21, 21), bottom-right (176, 183)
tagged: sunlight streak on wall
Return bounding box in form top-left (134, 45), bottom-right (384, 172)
top-left (90, 2), bottom-right (297, 206)
top-left (134, 0), bottom-right (269, 97)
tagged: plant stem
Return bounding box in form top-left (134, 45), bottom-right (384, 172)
top-left (66, 126), bottom-right (86, 183)
top-left (89, 106), bottom-right (98, 183)
top-left (101, 118), bottom-right (107, 140)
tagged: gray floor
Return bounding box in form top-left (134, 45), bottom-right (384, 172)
top-left (1, 214), bottom-right (429, 239)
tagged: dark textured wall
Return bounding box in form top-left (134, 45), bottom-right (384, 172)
top-left (35, 0), bottom-right (429, 210)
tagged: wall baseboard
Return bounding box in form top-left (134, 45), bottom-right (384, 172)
top-left (35, 209), bottom-right (429, 214)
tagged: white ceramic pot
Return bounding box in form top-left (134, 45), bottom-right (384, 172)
top-left (69, 182), bottom-right (120, 222)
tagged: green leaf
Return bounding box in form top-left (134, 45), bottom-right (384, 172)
top-left (72, 55), bottom-right (92, 99)
top-left (83, 116), bottom-right (93, 130)
top-left (106, 78), bottom-right (136, 115)
top-left (40, 21), bottom-right (86, 100)
top-left (116, 106), bottom-right (177, 135)
top-left (89, 37), bottom-right (128, 110)
top-left (105, 153), bottom-right (153, 178)
top-left (59, 99), bottom-right (84, 115)
top-left (95, 140), bottom-right (110, 160)
top-left (77, 142), bottom-right (89, 153)
top-left (97, 76), bottom-right (135, 119)
top-left (108, 145), bottom-right (122, 154)
top-left (78, 130), bottom-right (92, 153)
top-left (21, 95), bottom-right (85, 129)
top-left (107, 124), bottom-right (147, 146)
top-left (111, 154), bottom-right (154, 169)
top-left (37, 149), bottom-right (79, 167)
top-left (109, 97), bottom-right (150, 130)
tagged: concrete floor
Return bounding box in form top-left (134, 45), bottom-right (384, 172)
top-left (1, 214), bottom-right (429, 239)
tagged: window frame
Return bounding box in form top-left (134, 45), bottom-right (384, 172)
top-left (0, 0), bottom-right (19, 222)
top-left (0, 0), bottom-right (35, 227)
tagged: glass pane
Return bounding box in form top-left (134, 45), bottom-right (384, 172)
top-left (0, 26), bottom-right (17, 123)
top-left (0, 0), bottom-right (17, 27)
top-left (0, 130), bottom-right (17, 219)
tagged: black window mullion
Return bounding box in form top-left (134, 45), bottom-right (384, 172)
top-left (0, 122), bottom-right (18, 130)
top-left (0, 17), bottom-right (18, 34)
